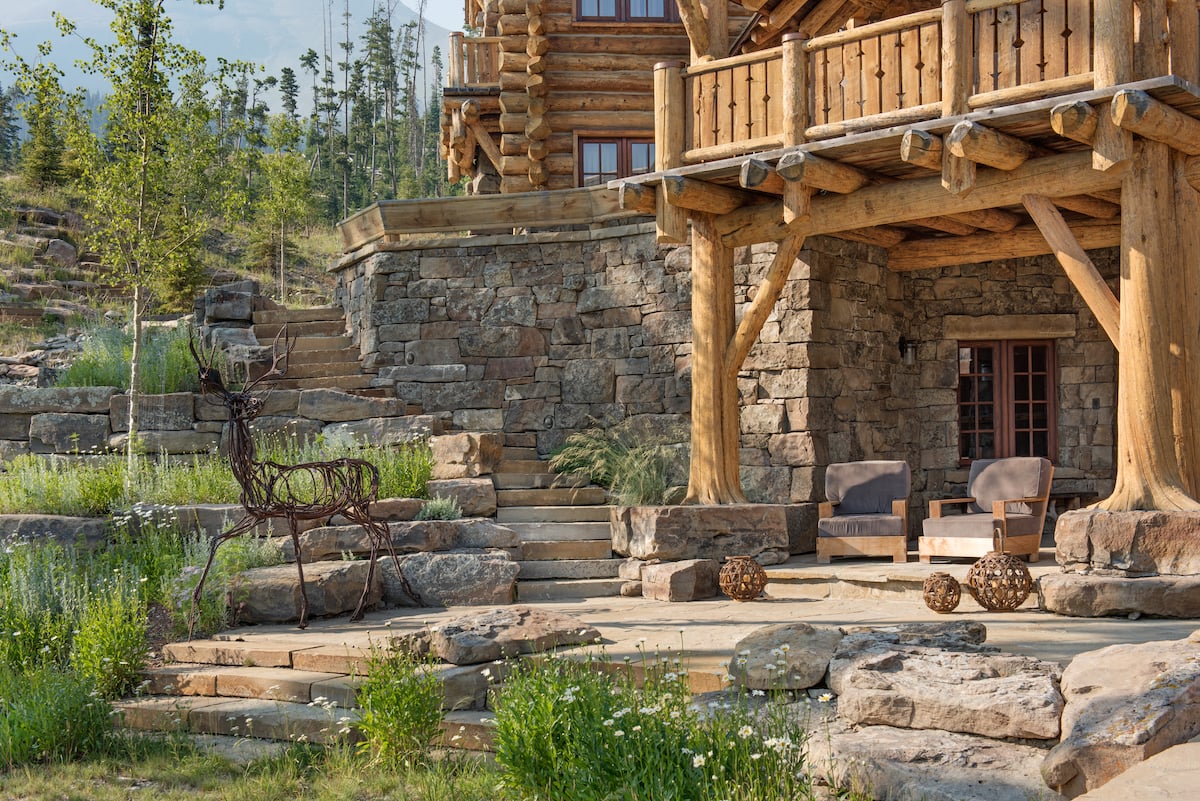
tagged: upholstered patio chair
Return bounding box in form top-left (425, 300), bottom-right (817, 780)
top-left (919, 456), bottom-right (1054, 563)
top-left (817, 461), bottom-right (910, 564)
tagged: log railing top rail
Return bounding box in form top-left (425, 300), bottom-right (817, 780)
top-left (336, 185), bottom-right (646, 252)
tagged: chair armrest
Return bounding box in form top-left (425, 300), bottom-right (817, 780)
top-left (929, 497), bottom-right (975, 518)
top-left (819, 501), bottom-right (836, 519)
top-left (991, 497), bottom-right (1047, 518)
top-left (892, 498), bottom-right (908, 530)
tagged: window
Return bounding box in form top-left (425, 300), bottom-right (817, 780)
top-left (957, 340), bottom-right (1057, 462)
top-left (579, 137), bottom-right (655, 186)
top-left (577, 0), bottom-right (679, 22)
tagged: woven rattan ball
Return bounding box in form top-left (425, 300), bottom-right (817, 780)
top-left (719, 556), bottom-right (768, 602)
top-left (922, 571), bottom-right (962, 613)
top-left (965, 551), bottom-right (1033, 612)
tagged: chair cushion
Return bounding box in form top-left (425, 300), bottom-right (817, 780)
top-left (819, 514), bottom-right (905, 539)
top-left (922, 513), bottom-right (997, 539)
top-left (967, 457), bottom-right (1051, 515)
top-left (825, 460), bottom-right (911, 515)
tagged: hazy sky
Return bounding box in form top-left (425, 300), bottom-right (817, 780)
top-left (2, 0), bottom-right (462, 96)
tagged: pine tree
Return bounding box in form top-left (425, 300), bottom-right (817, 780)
top-left (0, 83), bottom-right (20, 169)
top-left (17, 63), bottom-right (67, 188)
top-left (278, 66), bottom-right (299, 120)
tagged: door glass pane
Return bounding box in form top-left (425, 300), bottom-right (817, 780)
top-left (979, 432), bottom-right (996, 459)
top-left (1014, 374), bottom-right (1029, 401)
top-left (1031, 375), bottom-right (1047, 401)
top-left (1033, 431), bottom-right (1049, 456)
top-left (629, 142), bottom-right (654, 175)
top-left (1033, 404), bottom-right (1048, 428)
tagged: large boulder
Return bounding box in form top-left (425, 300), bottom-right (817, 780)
top-left (110, 393), bottom-right (196, 432)
top-left (328, 497), bottom-right (423, 525)
top-left (829, 625), bottom-right (1063, 740)
top-left (231, 560), bottom-right (379, 624)
top-left (1055, 509), bottom-right (1200, 575)
top-left (0, 514), bottom-right (111, 549)
top-left (1039, 572), bottom-right (1200, 618)
top-left (425, 478), bottom-right (497, 518)
top-left (128, 502), bottom-right (323, 540)
top-left (610, 504), bottom-right (790, 563)
top-left (1041, 632), bottom-right (1200, 798)
top-left (727, 622), bottom-right (844, 690)
top-left (29, 412), bottom-right (109, 453)
top-left (380, 552), bottom-right (519, 607)
top-left (322, 415), bottom-right (441, 446)
top-left (284, 519), bottom-right (519, 562)
top-left (397, 606), bottom-right (600, 665)
top-left (296, 389), bottom-right (404, 422)
top-left (641, 559), bottom-right (719, 602)
top-left (0, 386), bottom-right (116, 414)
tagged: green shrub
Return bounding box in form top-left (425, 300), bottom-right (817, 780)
top-left (414, 495), bottom-right (461, 521)
top-left (492, 647), bottom-right (823, 801)
top-left (551, 418), bottom-right (689, 506)
top-left (54, 323), bottom-right (200, 393)
top-left (69, 572), bottom-right (148, 699)
top-left (354, 643), bottom-right (445, 764)
top-left (0, 454), bottom-right (126, 516)
top-left (0, 664), bottom-right (113, 768)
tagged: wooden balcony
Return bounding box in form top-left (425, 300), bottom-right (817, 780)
top-left (448, 33), bottom-right (501, 90)
top-left (670, 0), bottom-right (1101, 163)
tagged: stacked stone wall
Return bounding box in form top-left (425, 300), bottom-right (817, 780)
top-left (335, 224), bottom-right (1118, 550)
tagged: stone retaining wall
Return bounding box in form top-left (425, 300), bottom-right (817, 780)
top-left (335, 223), bottom-right (1117, 548)
top-left (0, 386), bottom-right (440, 462)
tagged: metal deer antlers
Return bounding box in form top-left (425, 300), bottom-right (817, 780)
top-left (187, 327), bottom-right (419, 636)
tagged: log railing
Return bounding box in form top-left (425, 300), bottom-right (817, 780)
top-left (667, 0), bottom-right (1105, 164)
top-left (448, 33), bottom-right (502, 89)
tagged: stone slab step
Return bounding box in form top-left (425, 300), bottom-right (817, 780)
top-left (291, 335), bottom-right (354, 351)
top-left (164, 638), bottom-right (312, 668)
top-left (492, 472), bottom-right (590, 490)
top-left (256, 360), bottom-right (364, 380)
top-left (254, 320), bottom-right (344, 338)
top-left (281, 347), bottom-right (361, 364)
top-left (260, 374), bottom-right (376, 392)
top-left (500, 446), bottom-right (539, 460)
top-left (505, 520), bottom-right (613, 541)
top-left (115, 696), bottom-right (360, 744)
top-left (516, 578), bottom-right (625, 601)
top-left (521, 540), bottom-right (612, 561)
top-left (518, 559), bottom-right (621, 580)
top-left (497, 488), bottom-right (606, 507)
top-left (496, 506), bottom-right (612, 524)
top-left (253, 307), bottom-right (344, 325)
top-left (495, 459), bottom-right (553, 475)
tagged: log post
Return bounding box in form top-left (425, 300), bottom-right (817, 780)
top-left (655, 61), bottom-right (688, 243)
top-left (449, 32), bottom-right (464, 88)
top-left (781, 33), bottom-right (808, 147)
top-left (940, 0), bottom-right (969, 117)
top-left (1092, 0), bottom-right (1134, 171)
top-left (685, 212), bottom-right (746, 505)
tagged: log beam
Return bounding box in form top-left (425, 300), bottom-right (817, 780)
top-left (776, 151), bottom-right (870, 193)
top-left (662, 175), bottom-right (758, 214)
top-left (719, 150), bottom-right (1127, 247)
top-left (618, 181), bottom-right (657, 214)
top-left (900, 129), bottom-right (944, 170)
top-left (739, 158), bottom-right (786, 194)
top-left (1050, 101), bottom-right (1099, 145)
top-left (1111, 89), bottom-right (1200, 156)
top-left (887, 218), bottom-right (1121, 271)
top-left (946, 121), bottom-right (1036, 170)
top-left (725, 235), bottom-right (805, 377)
top-left (676, 0), bottom-right (710, 62)
top-left (1022, 194), bottom-right (1121, 346)
top-left (1053, 195), bottom-right (1122, 219)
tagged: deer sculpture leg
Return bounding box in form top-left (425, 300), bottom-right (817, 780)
top-left (341, 504), bottom-right (421, 618)
top-left (288, 515), bottom-right (311, 629)
top-left (189, 514), bottom-right (261, 639)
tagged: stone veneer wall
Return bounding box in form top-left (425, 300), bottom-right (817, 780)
top-left (334, 223), bottom-right (1118, 551)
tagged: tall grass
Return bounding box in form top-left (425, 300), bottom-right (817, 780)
top-left (551, 418), bottom-right (689, 506)
top-left (0, 664), bottom-right (113, 769)
top-left (54, 324), bottom-right (200, 394)
top-left (355, 643), bottom-right (446, 765)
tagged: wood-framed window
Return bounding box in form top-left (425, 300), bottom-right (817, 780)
top-left (579, 137), bottom-right (655, 186)
top-left (957, 340), bottom-right (1057, 463)
top-left (576, 0), bottom-right (679, 22)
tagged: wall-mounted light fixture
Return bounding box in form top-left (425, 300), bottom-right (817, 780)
top-left (898, 336), bottom-right (917, 366)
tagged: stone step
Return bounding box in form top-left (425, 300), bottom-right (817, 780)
top-left (495, 459), bottom-right (553, 475)
top-left (114, 695), bottom-right (360, 745)
top-left (257, 360), bottom-right (364, 381)
top-left (520, 540), bottom-right (613, 561)
top-left (516, 577), bottom-right (625, 601)
top-left (253, 307), bottom-right (344, 325)
top-left (492, 472), bottom-right (590, 490)
top-left (254, 320), bottom-right (345, 338)
top-left (259, 374), bottom-right (377, 392)
top-left (504, 520), bottom-right (613, 541)
top-left (281, 347), bottom-right (361, 364)
top-left (496, 506), bottom-right (612, 524)
top-left (517, 558), bottom-right (621, 580)
top-left (497, 487), bottom-right (607, 507)
top-left (291, 335), bottom-right (354, 351)
top-left (500, 446), bottom-right (539, 460)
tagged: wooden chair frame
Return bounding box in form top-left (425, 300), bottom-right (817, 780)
top-left (817, 498), bottom-right (909, 564)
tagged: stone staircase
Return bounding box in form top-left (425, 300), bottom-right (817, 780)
top-left (117, 636), bottom-right (497, 751)
top-left (250, 306), bottom-right (383, 394)
top-left (494, 445), bottom-right (626, 601)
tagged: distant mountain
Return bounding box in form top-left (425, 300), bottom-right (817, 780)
top-left (1, 0), bottom-right (456, 115)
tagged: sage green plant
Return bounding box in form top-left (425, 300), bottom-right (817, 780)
top-left (414, 495), bottom-right (461, 521)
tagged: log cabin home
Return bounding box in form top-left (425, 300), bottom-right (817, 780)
top-left (343, 0), bottom-right (1200, 553)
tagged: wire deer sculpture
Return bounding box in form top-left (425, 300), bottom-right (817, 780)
top-left (187, 328), bottom-right (419, 636)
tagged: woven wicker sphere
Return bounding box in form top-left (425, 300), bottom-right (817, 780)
top-left (965, 551), bottom-right (1033, 612)
top-left (719, 556), bottom-right (768, 602)
top-left (922, 571), bottom-right (962, 613)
